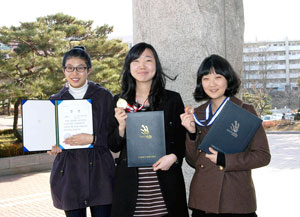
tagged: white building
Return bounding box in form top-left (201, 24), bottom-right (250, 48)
top-left (242, 38), bottom-right (300, 91)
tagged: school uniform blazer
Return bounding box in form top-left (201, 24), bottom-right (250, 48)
top-left (49, 81), bottom-right (115, 211)
top-left (185, 96), bottom-right (271, 214)
top-left (108, 89), bottom-right (189, 217)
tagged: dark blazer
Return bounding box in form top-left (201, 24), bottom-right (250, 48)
top-left (49, 81), bottom-right (115, 211)
top-left (186, 96), bottom-right (271, 214)
top-left (108, 90), bottom-right (189, 217)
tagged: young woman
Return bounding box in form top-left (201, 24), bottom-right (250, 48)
top-left (47, 46), bottom-right (115, 217)
top-left (108, 42), bottom-right (189, 217)
top-left (180, 54), bottom-right (271, 217)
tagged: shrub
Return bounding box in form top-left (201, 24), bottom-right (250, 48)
top-left (262, 120), bottom-right (278, 129)
top-left (0, 129), bottom-right (45, 158)
top-left (0, 142), bottom-right (24, 158)
top-left (295, 112), bottom-right (300, 121)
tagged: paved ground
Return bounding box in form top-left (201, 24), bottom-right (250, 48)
top-left (253, 134), bottom-right (300, 217)
top-left (0, 116), bottom-right (300, 216)
top-left (0, 115), bottom-right (22, 130)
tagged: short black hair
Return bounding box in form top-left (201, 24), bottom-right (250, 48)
top-left (62, 46), bottom-right (92, 68)
top-left (193, 54), bottom-right (240, 102)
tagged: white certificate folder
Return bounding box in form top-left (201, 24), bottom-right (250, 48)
top-left (22, 99), bottom-right (94, 151)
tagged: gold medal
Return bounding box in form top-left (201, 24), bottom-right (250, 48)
top-left (185, 105), bottom-right (194, 114)
top-left (116, 98), bottom-right (128, 109)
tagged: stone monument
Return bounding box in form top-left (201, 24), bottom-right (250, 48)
top-left (133, 0), bottom-right (244, 106)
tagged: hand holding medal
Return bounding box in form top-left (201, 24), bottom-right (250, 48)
top-left (115, 98), bottom-right (128, 137)
top-left (185, 105), bottom-right (194, 114)
top-left (180, 105), bottom-right (196, 133)
top-left (116, 98), bottom-right (128, 109)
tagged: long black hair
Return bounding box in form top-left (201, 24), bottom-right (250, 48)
top-left (62, 46), bottom-right (92, 69)
top-left (120, 42), bottom-right (175, 110)
top-left (193, 54), bottom-right (240, 102)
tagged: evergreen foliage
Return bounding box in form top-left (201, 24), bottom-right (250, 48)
top-left (242, 89), bottom-right (272, 117)
top-left (0, 13), bottom-right (127, 102)
top-left (0, 13), bottom-right (128, 141)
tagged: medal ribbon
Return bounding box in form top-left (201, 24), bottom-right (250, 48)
top-left (193, 97), bottom-right (229, 127)
top-left (125, 97), bottom-right (148, 113)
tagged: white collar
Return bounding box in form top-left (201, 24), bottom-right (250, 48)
top-left (67, 80), bottom-right (88, 99)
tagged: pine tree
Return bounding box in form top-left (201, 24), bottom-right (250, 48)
top-left (242, 89), bottom-right (272, 117)
top-left (0, 13), bottom-right (128, 141)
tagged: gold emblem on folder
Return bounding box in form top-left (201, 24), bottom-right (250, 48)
top-left (141, 125), bottom-right (149, 134)
top-left (140, 125), bottom-right (152, 139)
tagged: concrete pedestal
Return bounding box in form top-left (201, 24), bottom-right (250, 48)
top-left (133, 0), bottom-right (244, 106)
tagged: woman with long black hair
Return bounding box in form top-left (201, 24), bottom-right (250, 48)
top-left (108, 42), bottom-right (189, 217)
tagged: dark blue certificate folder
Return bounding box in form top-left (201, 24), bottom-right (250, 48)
top-left (198, 101), bottom-right (262, 154)
top-left (126, 111), bottom-right (166, 167)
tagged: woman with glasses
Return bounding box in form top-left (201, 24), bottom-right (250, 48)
top-left (47, 46), bottom-right (115, 217)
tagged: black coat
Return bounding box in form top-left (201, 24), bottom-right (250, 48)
top-left (108, 90), bottom-right (189, 217)
top-left (49, 81), bottom-right (115, 211)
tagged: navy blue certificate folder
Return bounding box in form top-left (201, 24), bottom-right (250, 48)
top-left (198, 101), bottom-right (262, 154)
top-left (126, 111), bottom-right (166, 167)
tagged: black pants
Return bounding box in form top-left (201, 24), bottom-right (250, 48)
top-left (192, 209), bottom-right (257, 217)
top-left (64, 204), bottom-right (111, 217)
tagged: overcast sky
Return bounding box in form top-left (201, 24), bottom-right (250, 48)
top-left (0, 0), bottom-right (133, 38)
top-left (0, 0), bottom-right (299, 42)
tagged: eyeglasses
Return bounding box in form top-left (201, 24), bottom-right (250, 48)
top-left (64, 65), bottom-right (88, 73)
